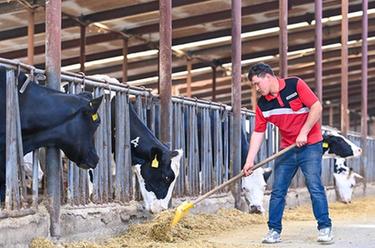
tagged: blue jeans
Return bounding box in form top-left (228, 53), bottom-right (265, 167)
top-left (268, 142), bottom-right (332, 233)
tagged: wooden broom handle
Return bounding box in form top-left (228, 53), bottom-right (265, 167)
top-left (192, 143), bottom-right (296, 205)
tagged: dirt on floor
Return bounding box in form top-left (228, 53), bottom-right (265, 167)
top-left (30, 196), bottom-right (375, 248)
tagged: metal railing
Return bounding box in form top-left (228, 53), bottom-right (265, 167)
top-left (1, 58), bottom-right (374, 234)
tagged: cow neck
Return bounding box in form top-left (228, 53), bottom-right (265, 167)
top-left (129, 105), bottom-right (168, 156)
top-left (20, 82), bottom-right (88, 134)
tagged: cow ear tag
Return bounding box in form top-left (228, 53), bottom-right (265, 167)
top-left (92, 113), bottom-right (99, 121)
top-left (323, 142), bottom-right (329, 148)
top-left (152, 156), bottom-right (159, 168)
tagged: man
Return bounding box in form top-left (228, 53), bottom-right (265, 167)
top-left (242, 63), bottom-right (333, 244)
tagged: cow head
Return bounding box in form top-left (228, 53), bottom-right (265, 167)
top-left (322, 130), bottom-right (362, 158)
top-left (133, 148), bottom-right (183, 213)
top-left (59, 94), bottom-right (103, 169)
top-left (333, 158), bottom-right (363, 203)
top-left (242, 167), bottom-right (272, 214)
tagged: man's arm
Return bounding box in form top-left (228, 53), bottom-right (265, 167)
top-left (242, 131), bottom-right (265, 176)
top-left (296, 101), bottom-right (322, 147)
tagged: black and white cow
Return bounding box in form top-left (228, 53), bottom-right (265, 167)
top-left (333, 158), bottom-right (363, 203)
top-left (242, 127), bottom-right (363, 213)
top-left (0, 66), bottom-right (103, 201)
top-left (239, 126), bottom-right (272, 214)
top-left (195, 112), bottom-right (272, 214)
top-left (110, 98), bottom-right (182, 213)
top-left (322, 129), bottom-right (362, 158)
top-left (128, 104), bottom-right (182, 213)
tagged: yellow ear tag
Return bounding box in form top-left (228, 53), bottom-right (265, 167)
top-left (323, 142), bottom-right (329, 148)
top-left (151, 156), bottom-right (159, 168)
top-left (92, 113), bottom-right (98, 121)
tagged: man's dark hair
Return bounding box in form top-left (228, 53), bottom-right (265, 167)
top-left (247, 62), bottom-right (274, 81)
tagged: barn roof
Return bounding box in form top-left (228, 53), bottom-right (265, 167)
top-left (0, 0), bottom-right (373, 127)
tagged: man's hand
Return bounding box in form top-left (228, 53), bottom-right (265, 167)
top-left (296, 132), bottom-right (308, 147)
top-left (243, 161), bottom-right (254, 176)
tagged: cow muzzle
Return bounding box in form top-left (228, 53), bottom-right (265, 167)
top-left (79, 152), bottom-right (99, 169)
top-left (249, 205), bottom-right (263, 214)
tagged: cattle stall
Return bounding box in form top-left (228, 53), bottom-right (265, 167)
top-left (1, 59), bottom-right (375, 239)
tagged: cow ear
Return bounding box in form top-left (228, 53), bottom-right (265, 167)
top-left (150, 147), bottom-right (163, 165)
top-left (90, 95), bottom-right (103, 112)
top-left (263, 168), bottom-right (272, 182)
top-left (78, 92), bottom-right (93, 100)
top-left (170, 150), bottom-right (179, 158)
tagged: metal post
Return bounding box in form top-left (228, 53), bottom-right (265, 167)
top-left (231, 0), bottom-right (242, 209)
top-left (360, 0), bottom-right (368, 195)
top-left (212, 66), bottom-right (217, 101)
top-left (27, 8), bottom-right (35, 65)
top-left (159, 0), bottom-right (172, 147)
top-left (122, 38), bottom-right (128, 82)
top-left (45, 0), bottom-right (62, 237)
top-left (186, 58), bottom-right (192, 97)
top-left (315, 0), bottom-right (323, 107)
top-left (279, 0), bottom-right (288, 78)
top-left (80, 24), bottom-right (86, 73)
top-left (341, 0), bottom-right (349, 135)
top-left (329, 104), bottom-right (334, 127)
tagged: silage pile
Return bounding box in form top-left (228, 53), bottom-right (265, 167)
top-left (62, 208), bottom-right (265, 248)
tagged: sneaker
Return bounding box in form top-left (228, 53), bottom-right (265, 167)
top-left (262, 229), bottom-right (281, 244)
top-left (317, 227), bottom-right (334, 243)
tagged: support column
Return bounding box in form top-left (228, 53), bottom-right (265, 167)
top-left (122, 38), bottom-right (128, 83)
top-left (341, 0), bottom-right (349, 135)
top-left (79, 24), bottom-right (86, 73)
top-left (231, 0), bottom-right (242, 210)
top-left (159, 0), bottom-right (172, 148)
top-left (45, 0), bottom-right (62, 237)
top-left (360, 0), bottom-right (368, 195)
top-left (212, 66), bottom-right (217, 101)
top-left (279, 0), bottom-right (288, 78)
top-left (27, 8), bottom-right (35, 65)
top-left (186, 58), bottom-right (192, 97)
top-left (315, 0), bottom-right (323, 127)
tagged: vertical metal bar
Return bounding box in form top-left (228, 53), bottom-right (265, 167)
top-left (207, 109), bottom-right (213, 189)
top-left (45, 0), bottom-right (62, 236)
top-left (231, 0), bottom-right (242, 209)
top-left (194, 107), bottom-right (200, 195)
top-left (279, 0), bottom-right (288, 78)
top-left (122, 38), bottom-right (129, 83)
top-left (186, 58), bottom-right (192, 97)
top-left (341, 0), bottom-right (349, 135)
top-left (212, 66), bottom-right (217, 101)
top-left (115, 93), bottom-right (124, 201)
top-left (223, 113), bottom-right (229, 181)
top-left (106, 94), bottom-right (113, 202)
top-left (187, 106), bottom-right (194, 195)
top-left (360, 0), bottom-right (368, 195)
top-left (80, 24), bottom-right (86, 73)
top-left (329, 104), bottom-right (334, 127)
top-left (124, 94), bottom-right (132, 201)
top-left (200, 109), bottom-right (205, 193)
top-left (180, 104), bottom-right (186, 195)
top-left (5, 70), bottom-right (17, 210)
top-left (32, 149), bottom-right (39, 209)
top-left (93, 88), bottom-right (103, 203)
top-left (149, 100), bottom-right (156, 134)
top-left (315, 0), bottom-right (323, 113)
top-left (159, 0), bottom-right (172, 148)
top-left (27, 9), bottom-right (35, 65)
